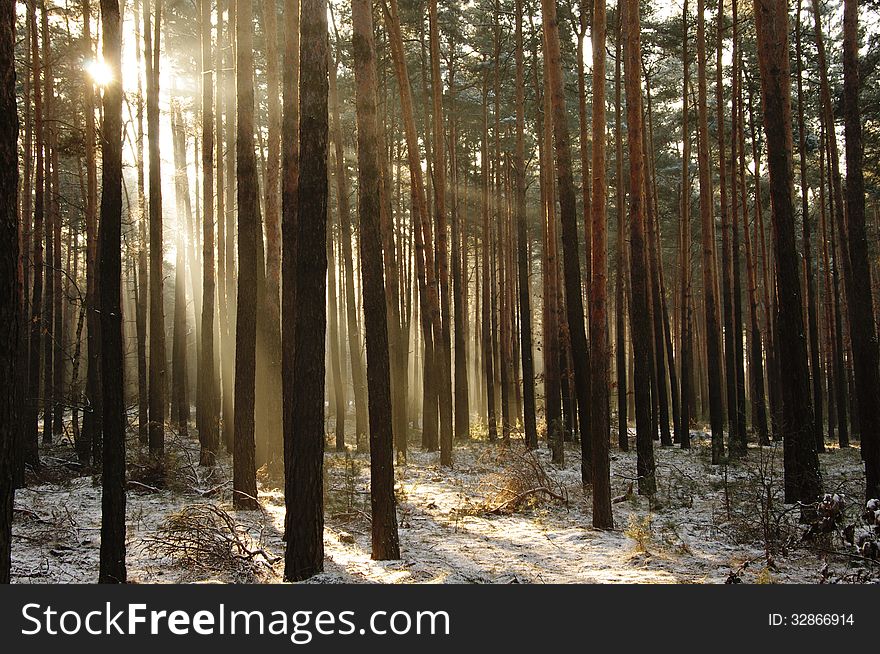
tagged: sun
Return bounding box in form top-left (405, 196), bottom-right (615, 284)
top-left (85, 59), bottom-right (113, 87)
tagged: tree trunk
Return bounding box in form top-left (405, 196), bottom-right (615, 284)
top-left (97, 0), bottom-right (126, 583)
top-left (428, 0), bottom-right (454, 466)
top-left (198, 0), bottom-right (218, 465)
top-left (842, 0), bottom-right (880, 500)
top-left (283, 0), bottom-right (327, 581)
top-left (729, 0), bottom-right (747, 454)
top-left (327, 214), bottom-right (345, 451)
top-left (0, 0), bottom-right (19, 583)
top-left (514, 0), bottom-right (537, 450)
top-left (133, 0), bottom-right (147, 448)
top-left (329, 56), bottom-right (368, 452)
top-left (753, 0), bottom-right (821, 506)
top-left (623, 0), bottom-right (656, 494)
top-left (696, 0), bottom-right (725, 463)
top-left (41, 4), bottom-right (54, 447)
top-left (352, 0), bottom-right (401, 559)
top-left (590, 0), bottom-right (613, 528)
top-left (541, 0), bottom-right (592, 485)
top-left (615, 8), bottom-right (628, 452)
top-left (678, 0), bottom-right (692, 449)
top-left (170, 105), bottom-right (190, 438)
top-left (795, 0), bottom-right (823, 453)
top-left (145, 0), bottom-right (166, 457)
top-left (233, 0), bottom-right (260, 511)
top-left (481, 72), bottom-right (498, 444)
top-left (25, 0), bottom-right (42, 471)
top-left (261, 0), bottom-right (283, 467)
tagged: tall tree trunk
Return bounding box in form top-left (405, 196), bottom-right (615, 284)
top-left (678, 0), bottom-right (692, 449)
top-left (198, 0), bottom-right (218, 465)
top-left (615, 8), bottom-right (628, 451)
top-left (382, 0), bottom-right (448, 463)
top-left (810, 0), bottom-right (849, 444)
top-left (41, 3), bottom-right (53, 447)
top-left (133, 0), bottom-right (147, 448)
top-left (283, 0), bottom-right (327, 581)
top-left (328, 216), bottom-right (345, 451)
top-left (25, 0), bottom-right (42, 471)
top-left (842, 0), bottom-right (880, 500)
top-left (716, 0), bottom-right (741, 458)
top-left (541, 0), bottom-right (592, 485)
top-left (329, 56), bottom-right (368, 451)
top-left (0, 0), bottom-right (19, 583)
top-left (738, 65), bottom-right (768, 446)
top-left (623, 0), bottom-right (656, 494)
top-left (729, 0), bottom-right (747, 453)
top-left (795, 0), bottom-right (823, 453)
top-left (753, 0), bottom-right (822, 506)
top-left (428, 0), bottom-right (454, 466)
top-left (145, 0), bottom-right (166, 457)
top-left (261, 0), bottom-right (283, 466)
top-left (748, 87), bottom-right (779, 445)
top-left (170, 105), bottom-right (190, 438)
top-left (97, 0), bottom-right (126, 583)
top-left (514, 0), bottom-right (537, 450)
top-left (481, 72), bottom-right (498, 444)
top-left (449, 61), bottom-right (470, 446)
top-left (590, 0), bottom-right (613, 528)
top-left (352, 0), bottom-right (401, 559)
top-left (696, 0), bottom-right (725, 463)
top-left (233, 0), bottom-right (260, 511)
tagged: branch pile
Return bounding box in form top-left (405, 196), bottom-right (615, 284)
top-left (143, 503), bottom-right (278, 574)
top-left (480, 449), bottom-right (568, 514)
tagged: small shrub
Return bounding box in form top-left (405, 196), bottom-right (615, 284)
top-left (625, 514), bottom-right (654, 553)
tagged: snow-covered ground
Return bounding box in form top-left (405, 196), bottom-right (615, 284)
top-left (10, 429), bottom-right (877, 584)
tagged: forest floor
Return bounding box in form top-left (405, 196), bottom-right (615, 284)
top-left (10, 425), bottom-right (879, 584)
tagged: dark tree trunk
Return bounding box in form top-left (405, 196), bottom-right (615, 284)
top-left (795, 0), bottom-right (823, 454)
top-left (615, 9), bottom-right (628, 451)
top-left (481, 74), bottom-right (498, 443)
top-left (97, 0), bottom-right (127, 583)
top-left (41, 4), bottom-right (53, 447)
top-left (678, 0), bottom-right (692, 449)
top-left (623, 0), bottom-right (656, 494)
top-left (283, 0), bottom-right (327, 581)
top-left (170, 106), bottom-right (190, 438)
top-left (590, 0), bottom-right (613, 528)
top-left (696, 0), bottom-right (725, 463)
top-left (428, 0), bottom-right (454, 467)
top-left (0, 0), bottom-right (19, 583)
top-left (25, 0), bottom-right (42, 472)
top-left (198, 0), bottom-right (219, 465)
top-left (514, 0), bottom-right (537, 451)
top-left (541, 0), bottom-right (592, 485)
top-left (233, 0), bottom-right (260, 511)
top-left (729, 0), bottom-right (747, 454)
top-left (145, 0), bottom-right (166, 457)
top-left (842, 0), bottom-right (880, 500)
top-left (133, 0), bottom-right (146, 448)
top-left (329, 55), bottom-right (368, 452)
top-left (327, 216), bottom-right (345, 451)
top-left (753, 0), bottom-right (822, 506)
top-left (352, 0), bottom-right (401, 559)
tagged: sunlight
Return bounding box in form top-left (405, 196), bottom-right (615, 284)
top-left (85, 59), bottom-right (112, 87)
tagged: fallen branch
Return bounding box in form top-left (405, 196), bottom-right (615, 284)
top-left (487, 487), bottom-right (568, 514)
top-left (127, 480), bottom-right (162, 494)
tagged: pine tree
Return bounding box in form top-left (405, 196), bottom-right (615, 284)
top-left (284, 0), bottom-right (328, 581)
top-left (97, 0), bottom-right (126, 583)
top-left (0, 0), bottom-right (19, 584)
